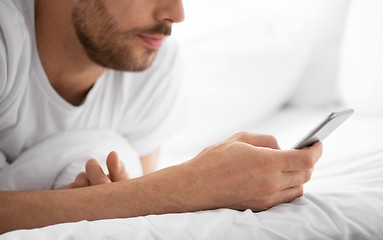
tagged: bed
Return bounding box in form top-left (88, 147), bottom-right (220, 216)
top-left (1, 106), bottom-right (383, 239)
top-left (2, 0), bottom-right (383, 239)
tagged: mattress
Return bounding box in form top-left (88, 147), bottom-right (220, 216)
top-left (2, 106), bottom-right (382, 240)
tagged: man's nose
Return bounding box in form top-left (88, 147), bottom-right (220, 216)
top-left (154, 0), bottom-right (185, 24)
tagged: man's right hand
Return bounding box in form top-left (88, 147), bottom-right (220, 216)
top-left (176, 132), bottom-right (323, 212)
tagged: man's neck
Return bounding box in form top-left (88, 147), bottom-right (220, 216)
top-left (34, 0), bottom-right (105, 106)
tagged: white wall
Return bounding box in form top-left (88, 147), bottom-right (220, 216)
top-left (172, 1), bottom-right (351, 132)
top-left (161, 0), bottom-right (383, 166)
top-left (338, 0), bottom-right (383, 116)
top-left (174, 0), bottom-right (351, 109)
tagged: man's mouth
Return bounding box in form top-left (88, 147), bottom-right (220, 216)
top-left (138, 34), bottom-right (166, 49)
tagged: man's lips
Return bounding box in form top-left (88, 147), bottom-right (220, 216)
top-left (138, 34), bottom-right (166, 49)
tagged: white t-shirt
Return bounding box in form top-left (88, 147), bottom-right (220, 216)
top-left (0, 0), bottom-right (184, 164)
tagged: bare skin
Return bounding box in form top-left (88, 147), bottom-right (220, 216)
top-left (35, 0), bottom-right (184, 106)
top-left (66, 151), bottom-right (157, 189)
top-left (0, 133), bottom-right (322, 233)
top-left (140, 151), bottom-right (159, 175)
top-left (0, 0), bottom-right (324, 234)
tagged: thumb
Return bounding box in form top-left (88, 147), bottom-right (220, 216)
top-left (106, 151), bottom-right (130, 182)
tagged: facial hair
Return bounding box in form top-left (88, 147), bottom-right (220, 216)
top-left (72, 0), bottom-right (172, 71)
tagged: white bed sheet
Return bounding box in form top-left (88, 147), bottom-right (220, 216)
top-left (2, 107), bottom-right (383, 239)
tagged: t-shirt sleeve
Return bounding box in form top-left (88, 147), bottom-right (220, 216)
top-left (0, 19), bottom-right (8, 102)
top-left (120, 39), bottom-right (187, 156)
top-left (0, 1), bottom-right (31, 164)
top-left (0, 29), bottom-right (8, 168)
top-left (0, 1), bottom-right (30, 126)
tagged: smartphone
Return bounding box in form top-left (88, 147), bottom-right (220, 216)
top-left (292, 108), bottom-right (354, 149)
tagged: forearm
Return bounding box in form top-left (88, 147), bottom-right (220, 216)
top-left (0, 133), bottom-right (323, 234)
top-left (0, 164), bottom-right (197, 234)
top-left (0, 184), bottom-right (134, 233)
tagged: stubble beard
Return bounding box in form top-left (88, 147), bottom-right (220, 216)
top-left (71, 0), bottom-right (172, 72)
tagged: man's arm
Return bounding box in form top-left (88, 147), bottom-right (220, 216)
top-left (0, 165), bottom-right (186, 234)
top-left (0, 133), bottom-right (322, 234)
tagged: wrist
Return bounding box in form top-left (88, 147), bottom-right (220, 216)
top-left (122, 163), bottom-right (203, 216)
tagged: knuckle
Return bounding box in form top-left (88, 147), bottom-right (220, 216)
top-left (257, 200), bottom-right (273, 211)
top-left (245, 200), bottom-right (268, 212)
top-left (200, 143), bottom-right (222, 158)
top-left (303, 154), bottom-right (316, 169)
top-left (268, 182), bottom-right (280, 194)
top-left (74, 179), bottom-right (83, 187)
top-left (303, 169), bottom-right (312, 183)
top-left (76, 171), bottom-right (86, 178)
top-left (266, 135), bottom-right (278, 145)
top-left (232, 131), bottom-right (248, 141)
top-left (297, 186), bottom-right (304, 197)
top-left (75, 172), bottom-right (86, 180)
top-left (259, 134), bottom-right (279, 149)
top-left (85, 159), bottom-right (98, 169)
top-left (203, 141), bottom-right (223, 153)
top-left (74, 172), bottom-right (88, 187)
top-left (92, 177), bottom-right (110, 185)
top-left (226, 141), bottom-right (243, 151)
top-left (217, 141), bottom-right (245, 158)
top-left (260, 182), bottom-right (279, 195)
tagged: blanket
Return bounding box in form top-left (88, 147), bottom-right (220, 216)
top-left (0, 130), bottom-right (142, 190)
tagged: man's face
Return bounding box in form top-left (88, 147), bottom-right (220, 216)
top-left (72, 0), bottom-right (184, 71)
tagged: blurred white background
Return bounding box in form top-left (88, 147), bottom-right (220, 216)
top-left (160, 0), bottom-right (383, 167)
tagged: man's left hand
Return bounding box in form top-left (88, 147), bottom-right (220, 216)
top-left (67, 151), bottom-right (130, 188)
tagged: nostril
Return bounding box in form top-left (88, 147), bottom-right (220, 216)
top-left (154, 0), bottom-right (185, 24)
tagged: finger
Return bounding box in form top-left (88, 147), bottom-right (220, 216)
top-left (257, 185), bottom-right (304, 211)
top-left (280, 169), bottom-right (313, 190)
top-left (106, 151), bottom-right (130, 182)
top-left (277, 142), bottom-right (323, 171)
top-left (85, 159), bottom-right (112, 185)
top-left (230, 132), bottom-right (280, 149)
top-left (270, 185), bottom-right (304, 206)
top-left (73, 171), bottom-right (91, 188)
top-left (233, 185), bottom-right (304, 212)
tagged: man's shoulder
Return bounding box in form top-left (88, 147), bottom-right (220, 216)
top-left (0, 0), bottom-right (29, 26)
top-left (0, 0), bottom-right (33, 61)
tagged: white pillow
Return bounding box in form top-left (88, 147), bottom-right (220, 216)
top-left (287, 0), bottom-right (350, 107)
top-left (338, 0), bottom-right (383, 116)
top-left (173, 0), bottom-right (313, 148)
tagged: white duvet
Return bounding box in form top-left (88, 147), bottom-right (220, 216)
top-left (1, 107), bottom-right (383, 240)
top-left (0, 130), bottom-right (142, 191)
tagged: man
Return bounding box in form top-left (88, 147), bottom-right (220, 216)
top-left (0, 0), bottom-right (322, 234)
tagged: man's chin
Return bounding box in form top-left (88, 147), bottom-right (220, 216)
top-left (91, 52), bottom-right (157, 72)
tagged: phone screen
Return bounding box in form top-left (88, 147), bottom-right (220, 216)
top-left (292, 109), bottom-right (354, 149)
